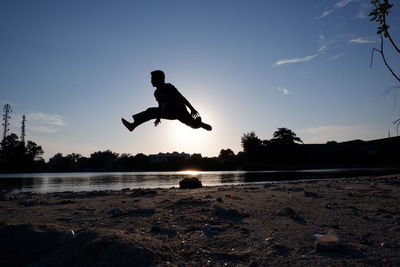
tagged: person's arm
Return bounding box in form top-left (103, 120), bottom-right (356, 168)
top-left (173, 87), bottom-right (200, 118)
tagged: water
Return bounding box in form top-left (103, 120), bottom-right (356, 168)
top-left (0, 168), bottom-right (399, 194)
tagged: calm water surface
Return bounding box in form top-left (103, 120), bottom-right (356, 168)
top-left (0, 168), bottom-right (399, 194)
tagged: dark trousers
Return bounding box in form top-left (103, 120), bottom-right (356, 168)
top-left (133, 106), bottom-right (202, 129)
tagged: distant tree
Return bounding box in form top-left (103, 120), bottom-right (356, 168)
top-left (115, 153), bottom-right (133, 171)
top-left (190, 153), bottom-right (203, 161)
top-left (0, 134), bottom-right (24, 170)
top-left (185, 153), bottom-right (203, 170)
top-left (66, 153), bottom-right (82, 163)
top-left (65, 153), bottom-right (82, 170)
top-left (240, 132), bottom-right (266, 167)
top-left (77, 156), bottom-right (90, 170)
top-left (241, 132), bottom-right (263, 154)
top-left (1, 133), bottom-right (20, 149)
top-left (48, 153), bottom-right (75, 171)
top-left (25, 141), bottom-right (44, 161)
top-left (132, 153), bottom-right (149, 170)
top-left (270, 128), bottom-right (303, 145)
top-left (218, 148), bottom-right (237, 170)
top-left (0, 133), bottom-right (45, 171)
top-left (89, 150), bottom-right (119, 170)
top-left (218, 148), bottom-right (235, 159)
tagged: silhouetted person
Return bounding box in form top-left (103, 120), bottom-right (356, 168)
top-left (122, 70), bottom-right (212, 132)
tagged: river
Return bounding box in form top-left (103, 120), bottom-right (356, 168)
top-left (0, 167), bottom-right (399, 194)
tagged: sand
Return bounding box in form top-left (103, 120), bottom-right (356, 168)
top-left (0, 174), bottom-right (400, 266)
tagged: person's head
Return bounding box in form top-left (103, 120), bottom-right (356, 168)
top-left (151, 70), bottom-right (165, 88)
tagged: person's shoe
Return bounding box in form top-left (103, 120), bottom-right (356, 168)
top-left (202, 123), bottom-right (212, 131)
top-left (121, 118), bottom-right (135, 132)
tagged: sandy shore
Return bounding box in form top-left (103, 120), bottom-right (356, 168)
top-left (1, 175), bottom-right (400, 266)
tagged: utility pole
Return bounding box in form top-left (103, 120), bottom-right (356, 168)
top-left (21, 114), bottom-right (26, 144)
top-left (2, 104), bottom-right (12, 141)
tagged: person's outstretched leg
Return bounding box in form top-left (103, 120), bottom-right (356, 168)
top-left (122, 107), bottom-right (160, 132)
top-left (122, 118), bottom-right (135, 131)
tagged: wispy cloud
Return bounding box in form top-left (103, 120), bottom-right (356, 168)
top-left (273, 54), bottom-right (317, 67)
top-left (26, 112), bottom-right (67, 133)
top-left (350, 37), bottom-right (376, 44)
top-left (316, 0), bottom-right (353, 19)
top-left (273, 35), bottom-right (329, 67)
top-left (277, 87), bottom-right (290, 95)
top-left (328, 53), bottom-right (344, 61)
top-left (317, 35), bottom-right (331, 53)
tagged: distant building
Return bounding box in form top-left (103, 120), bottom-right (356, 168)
top-left (149, 152), bottom-right (190, 163)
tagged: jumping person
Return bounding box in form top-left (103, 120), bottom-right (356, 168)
top-left (121, 70), bottom-right (212, 132)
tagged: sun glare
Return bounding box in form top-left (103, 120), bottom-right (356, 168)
top-left (179, 170), bottom-right (201, 175)
top-left (176, 123), bottom-right (205, 141)
top-left (162, 106), bottom-right (218, 156)
top-left (166, 122), bottom-right (208, 151)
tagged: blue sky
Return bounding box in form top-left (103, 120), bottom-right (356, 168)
top-left (1, 0), bottom-right (399, 160)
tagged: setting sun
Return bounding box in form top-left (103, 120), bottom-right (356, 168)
top-left (179, 170), bottom-right (201, 175)
top-left (171, 123), bottom-right (206, 146)
top-left (160, 105), bottom-right (216, 154)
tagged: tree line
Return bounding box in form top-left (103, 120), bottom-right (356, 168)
top-left (1, 127), bottom-right (399, 172)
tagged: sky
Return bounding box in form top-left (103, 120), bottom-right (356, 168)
top-left (1, 0), bottom-right (399, 160)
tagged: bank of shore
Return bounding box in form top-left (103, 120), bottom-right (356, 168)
top-left (1, 174), bottom-right (399, 266)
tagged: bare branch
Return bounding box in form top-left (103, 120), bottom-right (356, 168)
top-left (386, 32), bottom-right (400, 54)
top-left (378, 35), bottom-right (400, 82)
top-left (370, 48), bottom-right (381, 68)
top-left (383, 15), bottom-right (400, 54)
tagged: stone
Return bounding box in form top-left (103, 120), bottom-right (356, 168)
top-left (179, 178), bottom-right (202, 189)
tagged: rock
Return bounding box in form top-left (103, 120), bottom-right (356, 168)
top-left (179, 178), bottom-right (202, 189)
top-left (313, 229), bottom-right (341, 252)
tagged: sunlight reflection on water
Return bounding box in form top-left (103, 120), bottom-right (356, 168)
top-left (0, 168), bottom-right (399, 194)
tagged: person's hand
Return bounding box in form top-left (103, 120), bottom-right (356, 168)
top-left (190, 108), bottom-right (199, 119)
top-left (154, 118), bottom-right (161, 126)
